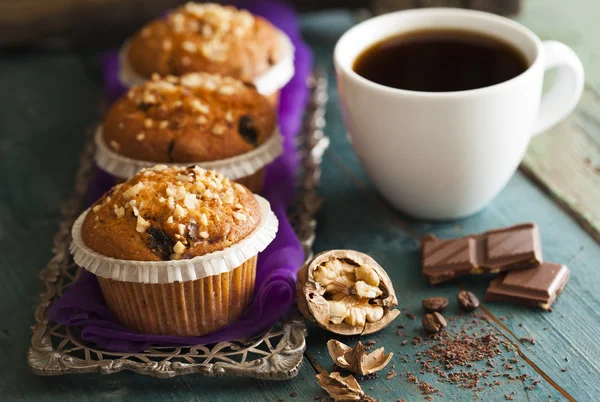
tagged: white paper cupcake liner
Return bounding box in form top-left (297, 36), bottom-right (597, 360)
top-left (118, 29), bottom-right (295, 96)
top-left (70, 195), bottom-right (278, 284)
top-left (94, 125), bottom-right (283, 180)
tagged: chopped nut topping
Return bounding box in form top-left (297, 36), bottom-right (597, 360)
top-left (199, 213), bottom-right (208, 226)
top-left (177, 223), bottom-right (186, 235)
top-left (182, 40), bottom-right (198, 53)
top-left (136, 132), bottom-right (145, 141)
top-left (159, 120), bottom-right (169, 129)
top-left (199, 231), bottom-right (209, 239)
top-left (233, 211), bottom-right (247, 221)
top-left (136, 215), bottom-right (151, 233)
top-left (196, 115), bottom-right (208, 125)
top-left (176, 174), bottom-right (194, 183)
top-left (144, 119), bottom-right (154, 128)
top-left (92, 205), bottom-right (101, 213)
top-left (123, 182), bottom-right (144, 199)
top-left (173, 241), bottom-right (186, 254)
top-left (218, 85), bottom-right (235, 95)
top-left (212, 124), bottom-right (226, 135)
top-left (190, 99), bottom-right (209, 114)
top-left (173, 204), bottom-right (187, 219)
top-left (184, 193), bottom-right (199, 209)
top-left (162, 39), bottom-right (173, 51)
top-left (114, 206), bottom-right (125, 218)
top-left (110, 140), bottom-right (120, 151)
top-left (167, 216), bottom-right (174, 224)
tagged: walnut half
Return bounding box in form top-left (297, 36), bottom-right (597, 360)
top-left (297, 250), bottom-right (400, 335)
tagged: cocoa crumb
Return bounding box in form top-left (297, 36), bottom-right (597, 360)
top-left (505, 394), bottom-right (514, 400)
top-left (289, 392), bottom-right (297, 397)
top-left (405, 312), bottom-right (416, 320)
top-left (562, 367), bottom-right (568, 372)
top-left (520, 337), bottom-right (536, 345)
top-left (407, 372), bottom-right (419, 384)
top-left (364, 340), bottom-right (378, 350)
top-left (386, 369), bottom-right (397, 380)
top-left (402, 340), bottom-right (409, 345)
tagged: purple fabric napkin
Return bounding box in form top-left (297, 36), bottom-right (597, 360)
top-left (49, 0), bottom-right (313, 353)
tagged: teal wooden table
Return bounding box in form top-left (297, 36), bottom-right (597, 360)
top-left (2, 1), bottom-right (600, 400)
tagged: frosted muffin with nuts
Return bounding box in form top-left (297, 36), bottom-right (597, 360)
top-left (70, 165), bottom-right (278, 337)
top-left (95, 72), bottom-right (281, 192)
top-left (120, 2), bottom-right (294, 105)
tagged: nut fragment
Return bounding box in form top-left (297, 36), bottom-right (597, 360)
top-left (297, 250), bottom-right (400, 335)
top-left (327, 340), bottom-right (392, 376)
top-left (422, 297), bottom-right (449, 312)
top-left (422, 312), bottom-right (447, 334)
top-left (457, 290), bottom-right (480, 311)
top-left (316, 372), bottom-right (365, 402)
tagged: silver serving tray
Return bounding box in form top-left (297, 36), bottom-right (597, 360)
top-left (27, 73), bottom-right (329, 380)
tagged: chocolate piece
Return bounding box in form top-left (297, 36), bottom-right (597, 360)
top-left (421, 223), bottom-right (542, 284)
top-left (484, 263), bottom-right (569, 310)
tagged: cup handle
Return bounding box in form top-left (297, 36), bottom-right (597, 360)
top-left (531, 41), bottom-right (585, 136)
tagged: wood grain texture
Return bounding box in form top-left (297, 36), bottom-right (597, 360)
top-left (518, 0), bottom-right (600, 244)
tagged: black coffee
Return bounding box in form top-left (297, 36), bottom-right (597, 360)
top-left (353, 29), bottom-right (528, 92)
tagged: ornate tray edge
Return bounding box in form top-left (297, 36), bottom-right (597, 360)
top-left (27, 72), bottom-right (329, 379)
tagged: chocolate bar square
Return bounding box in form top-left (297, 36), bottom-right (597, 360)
top-left (421, 223), bottom-right (542, 284)
top-left (484, 263), bottom-right (570, 310)
top-left (484, 224), bottom-right (543, 270)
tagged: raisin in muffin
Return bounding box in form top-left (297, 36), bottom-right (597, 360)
top-left (120, 2), bottom-right (294, 104)
top-left (72, 165), bottom-right (278, 336)
top-left (96, 72), bottom-right (280, 192)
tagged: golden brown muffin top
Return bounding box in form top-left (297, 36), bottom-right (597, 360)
top-left (126, 3), bottom-right (287, 83)
top-left (82, 165), bottom-right (260, 261)
top-left (103, 73), bottom-right (276, 163)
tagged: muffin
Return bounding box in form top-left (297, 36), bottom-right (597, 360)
top-left (95, 72), bottom-right (282, 192)
top-left (70, 165), bottom-right (278, 337)
top-left (119, 2), bottom-right (294, 105)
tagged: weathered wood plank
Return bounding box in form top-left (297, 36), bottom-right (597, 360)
top-left (517, 0), bottom-right (600, 244)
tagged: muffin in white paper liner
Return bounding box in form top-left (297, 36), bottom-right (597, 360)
top-left (93, 125), bottom-right (284, 181)
top-left (118, 31), bottom-right (295, 97)
top-left (70, 195), bottom-right (278, 284)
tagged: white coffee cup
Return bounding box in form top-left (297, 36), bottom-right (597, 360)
top-left (334, 8), bottom-right (584, 220)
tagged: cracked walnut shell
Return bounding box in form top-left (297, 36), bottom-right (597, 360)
top-left (327, 340), bottom-right (393, 376)
top-left (297, 250), bottom-right (400, 335)
top-left (317, 372), bottom-right (365, 402)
